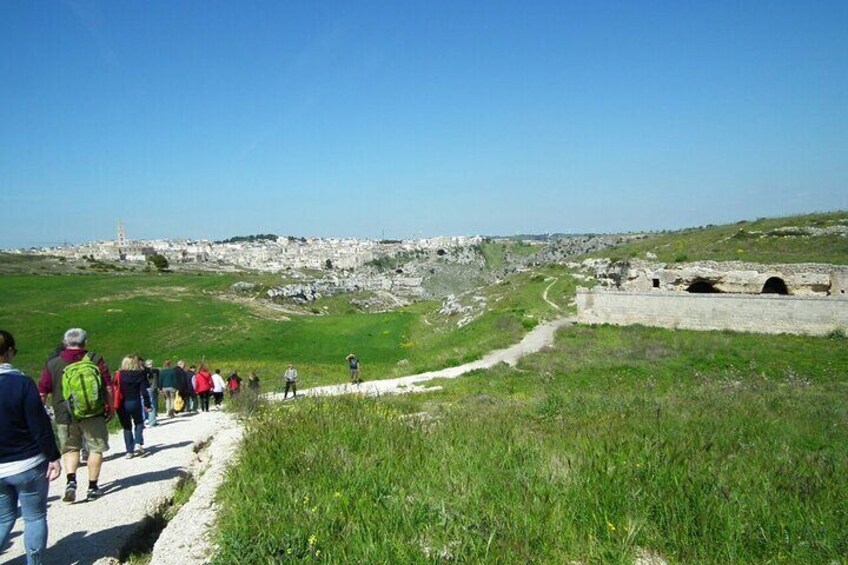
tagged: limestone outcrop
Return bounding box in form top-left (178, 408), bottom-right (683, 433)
top-left (579, 258), bottom-right (848, 297)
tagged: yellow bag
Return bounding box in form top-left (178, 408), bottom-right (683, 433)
top-left (174, 392), bottom-right (185, 412)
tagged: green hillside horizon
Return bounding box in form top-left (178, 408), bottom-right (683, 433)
top-left (582, 210), bottom-right (848, 265)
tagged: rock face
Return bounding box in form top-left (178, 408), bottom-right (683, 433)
top-left (264, 234), bottom-right (643, 305)
top-left (267, 274), bottom-right (426, 303)
top-left (521, 234), bottom-right (648, 266)
top-left (581, 259), bottom-right (847, 297)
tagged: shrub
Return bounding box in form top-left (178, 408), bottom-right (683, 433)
top-left (827, 328), bottom-right (847, 341)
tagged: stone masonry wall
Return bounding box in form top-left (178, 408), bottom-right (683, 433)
top-left (575, 288), bottom-right (848, 336)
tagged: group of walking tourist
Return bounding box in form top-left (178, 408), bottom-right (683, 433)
top-left (0, 328), bottom-right (352, 565)
top-left (0, 326), bottom-right (351, 565)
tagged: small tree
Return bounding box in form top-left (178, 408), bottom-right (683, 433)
top-left (148, 253), bottom-right (169, 272)
top-left (324, 258), bottom-right (334, 270)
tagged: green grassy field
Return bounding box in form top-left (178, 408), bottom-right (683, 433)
top-left (214, 325), bottom-right (848, 564)
top-left (584, 211), bottom-right (848, 264)
top-left (479, 240), bottom-right (540, 270)
top-left (0, 266), bottom-right (571, 388)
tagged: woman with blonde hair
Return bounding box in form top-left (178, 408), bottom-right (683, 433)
top-left (114, 355), bottom-right (151, 459)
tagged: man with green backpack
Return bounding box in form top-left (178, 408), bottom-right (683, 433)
top-left (39, 328), bottom-right (114, 503)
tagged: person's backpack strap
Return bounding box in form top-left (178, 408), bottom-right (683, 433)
top-left (87, 352), bottom-right (104, 369)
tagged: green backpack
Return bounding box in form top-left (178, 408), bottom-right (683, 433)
top-left (62, 354), bottom-right (106, 419)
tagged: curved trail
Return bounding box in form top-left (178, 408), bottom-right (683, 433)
top-left (542, 277), bottom-right (562, 311)
top-left (266, 315), bottom-right (575, 400)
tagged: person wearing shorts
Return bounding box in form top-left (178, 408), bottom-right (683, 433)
top-left (39, 328), bottom-right (113, 503)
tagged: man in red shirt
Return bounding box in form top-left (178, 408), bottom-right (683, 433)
top-left (39, 328), bottom-right (113, 503)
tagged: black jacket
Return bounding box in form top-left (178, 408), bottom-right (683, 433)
top-left (116, 369), bottom-right (152, 410)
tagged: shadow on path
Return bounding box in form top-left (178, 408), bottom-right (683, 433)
top-left (100, 467), bottom-right (188, 496)
top-left (102, 440), bottom-right (193, 463)
top-left (5, 522), bottom-right (146, 565)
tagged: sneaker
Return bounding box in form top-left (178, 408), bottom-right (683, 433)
top-left (63, 482), bottom-right (77, 503)
top-left (134, 445), bottom-right (145, 457)
top-left (86, 487), bottom-right (104, 501)
top-left (125, 452), bottom-right (134, 459)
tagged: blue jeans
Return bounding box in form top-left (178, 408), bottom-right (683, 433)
top-left (0, 460), bottom-right (49, 565)
top-left (145, 388), bottom-right (158, 426)
top-left (117, 399), bottom-right (145, 454)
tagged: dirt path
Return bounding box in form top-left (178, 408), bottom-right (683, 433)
top-left (266, 316), bottom-right (575, 400)
top-left (542, 277), bottom-right (562, 311)
top-left (2, 410), bottom-right (241, 565)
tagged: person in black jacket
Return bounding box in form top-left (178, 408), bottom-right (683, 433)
top-left (114, 355), bottom-right (151, 459)
top-left (0, 330), bottom-right (62, 565)
top-left (174, 360), bottom-right (192, 414)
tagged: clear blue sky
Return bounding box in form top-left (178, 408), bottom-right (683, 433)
top-left (2, 1), bottom-right (846, 248)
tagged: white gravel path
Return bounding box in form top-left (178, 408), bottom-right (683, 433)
top-left (2, 409), bottom-right (240, 565)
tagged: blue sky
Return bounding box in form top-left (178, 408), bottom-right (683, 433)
top-left (1, 1), bottom-right (846, 248)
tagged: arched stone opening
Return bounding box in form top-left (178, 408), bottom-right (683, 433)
top-left (686, 280), bottom-right (721, 293)
top-left (762, 277), bottom-right (789, 295)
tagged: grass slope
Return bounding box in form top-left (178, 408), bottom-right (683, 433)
top-left (216, 325), bottom-right (848, 563)
top-left (585, 211), bottom-right (848, 264)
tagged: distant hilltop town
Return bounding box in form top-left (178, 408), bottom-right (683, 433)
top-left (14, 221), bottom-right (486, 272)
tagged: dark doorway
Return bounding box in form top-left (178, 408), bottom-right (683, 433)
top-left (686, 280), bottom-right (721, 293)
top-left (762, 277), bottom-right (789, 295)
top-left (652, 278), bottom-right (660, 288)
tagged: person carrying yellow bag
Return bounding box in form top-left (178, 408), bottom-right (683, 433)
top-left (174, 391), bottom-right (185, 413)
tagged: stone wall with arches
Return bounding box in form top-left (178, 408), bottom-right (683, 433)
top-left (575, 287), bottom-right (848, 336)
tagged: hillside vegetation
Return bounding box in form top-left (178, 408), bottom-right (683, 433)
top-left (216, 324), bottom-right (848, 563)
top-left (0, 267), bottom-right (573, 388)
top-left (583, 211), bottom-right (848, 264)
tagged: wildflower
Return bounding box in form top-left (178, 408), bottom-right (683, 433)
top-left (309, 534), bottom-right (318, 547)
top-left (334, 491), bottom-right (342, 498)
top-left (316, 550), bottom-right (322, 557)
top-left (607, 521), bottom-right (616, 532)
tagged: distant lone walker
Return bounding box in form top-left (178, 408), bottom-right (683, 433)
top-left (346, 353), bottom-right (362, 384)
top-left (283, 364), bottom-right (298, 399)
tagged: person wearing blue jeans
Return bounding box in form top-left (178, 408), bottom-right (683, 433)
top-left (0, 461), bottom-right (50, 564)
top-left (0, 330), bottom-right (62, 565)
top-left (114, 356), bottom-right (151, 459)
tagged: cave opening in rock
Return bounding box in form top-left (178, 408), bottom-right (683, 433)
top-left (762, 277), bottom-right (789, 295)
top-left (686, 280), bottom-right (721, 293)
